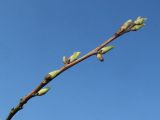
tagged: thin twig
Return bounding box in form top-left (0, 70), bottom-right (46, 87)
top-left (5, 34), bottom-right (120, 120)
top-left (6, 17), bottom-right (144, 120)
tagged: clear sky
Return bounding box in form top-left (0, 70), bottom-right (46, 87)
top-left (0, 0), bottom-right (160, 120)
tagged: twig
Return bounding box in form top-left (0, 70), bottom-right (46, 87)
top-left (6, 17), bottom-right (146, 120)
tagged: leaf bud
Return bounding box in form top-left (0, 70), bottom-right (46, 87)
top-left (121, 19), bottom-right (133, 30)
top-left (134, 16), bottom-right (147, 25)
top-left (131, 24), bottom-right (145, 31)
top-left (63, 56), bottom-right (69, 64)
top-left (69, 52), bottom-right (81, 62)
top-left (48, 70), bottom-right (60, 79)
top-left (100, 46), bottom-right (114, 54)
top-left (37, 87), bottom-right (50, 96)
top-left (96, 53), bottom-right (104, 62)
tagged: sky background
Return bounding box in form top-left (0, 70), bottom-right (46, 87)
top-left (0, 0), bottom-right (160, 120)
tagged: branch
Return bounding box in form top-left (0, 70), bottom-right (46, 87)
top-left (6, 16), bottom-right (146, 120)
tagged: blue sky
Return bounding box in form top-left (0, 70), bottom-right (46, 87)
top-left (0, 0), bottom-right (160, 120)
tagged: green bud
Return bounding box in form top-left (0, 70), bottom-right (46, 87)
top-left (121, 19), bottom-right (133, 30)
top-left (96, 53), bottom-right (104, 62)
top-left (63, 56), bottom-right (69, 64)
top-left (100, 46), bottom-right (114, 54)
top-left (134, 16), bottom-right (147, 25)
top-left (49, 70), bottom-right (60, 79)
top-left (131, 24), bottom-right (145, 31)
top-left (37, 87), bottom-right (50, 96)
top-left (69, 52), bottom-right (81, 62)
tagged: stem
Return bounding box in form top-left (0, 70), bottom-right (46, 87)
top-left (6, 30), bottom-right (127, 120)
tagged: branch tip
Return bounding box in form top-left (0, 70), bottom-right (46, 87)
top-left (6, 16), bottom-right (145, 120)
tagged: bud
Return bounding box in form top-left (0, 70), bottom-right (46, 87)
top-left (121, 19), bottom-right (133, 30)
top-left (37, 87), bottom-right (50, 96)
top-left (96, 53), bottom-right (104, 62)
top-left (69, 52), bottom-right (81, 62)
top-left (130, 16), bottom-right (146, 31)
top-left (134, 16), bottom-right (147, 25)
top-left (48, 70), bottom-right (60, 79)
top-left (100, 46), bottom-right (114, 54)
top-left (63, 56), bottom-right (69, 64)
top-left (130, 24), bottom-right (145, 31)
